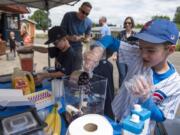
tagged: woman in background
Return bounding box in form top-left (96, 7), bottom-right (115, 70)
top-left (20, 23), bottom-right (32, 46)
top-left (118, 16), bottom-right (136, 42)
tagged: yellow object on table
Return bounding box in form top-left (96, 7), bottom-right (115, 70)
top-left (12, 67), bottom-right (35, 95)
top-left (44, 104), bottom-right (61, 135)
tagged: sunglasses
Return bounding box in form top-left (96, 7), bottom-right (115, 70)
top-left (80, 9), bottom-right (89, 16)
top-left (125, 22), bottom-right (132, 25)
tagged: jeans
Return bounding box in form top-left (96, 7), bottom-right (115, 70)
top-left (117, 62), bottom-right (128, 87)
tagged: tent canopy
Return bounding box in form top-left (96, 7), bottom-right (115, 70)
top-left (0, 0), bottom-right (80, 10)
top-left (0, 4), bottom-right (29, 14)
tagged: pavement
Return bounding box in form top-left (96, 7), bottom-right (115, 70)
top-left (0, 38), bottom-right (49, 75)
top-left (0, 49), bottom-right (49, 75)
top-left (168, 52), bottom-right (180, 117)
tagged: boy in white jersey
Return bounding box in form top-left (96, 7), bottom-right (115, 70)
top-left (83, 19), bottom-right (180, 133)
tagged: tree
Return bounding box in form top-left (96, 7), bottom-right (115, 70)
top-left (30, 9), bottom-right (51, 31)
top-left (173, 6), bottom-right (180, 24)
top-left (135, 23), bottom-right (143, 29)
top-left (151, 15), bottom-right (170, 20)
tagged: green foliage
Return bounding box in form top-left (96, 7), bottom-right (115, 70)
top-left (151, 15), bottom-right (170, 20)
top-left (173, 7), bottom-right (180, 24)
top-left (176, 44), bottom-right (180, 51)
top-left (176, 23), bottom-right (180, 31)
top-left (30, 9), bottom-right (51, 31)
top-left (135, 23), bottom-right (143, 29)
top-left (92, 22), bottom-right (98, 27)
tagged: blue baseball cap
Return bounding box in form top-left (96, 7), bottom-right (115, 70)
top-left (131, 19), bottom-right (179, 45)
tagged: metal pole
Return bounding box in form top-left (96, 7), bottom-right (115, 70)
top-left (47, 10), bottom-right (51, 67)
top-left (44, 0), bottom-right (51, 67)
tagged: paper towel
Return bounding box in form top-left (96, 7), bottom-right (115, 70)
top-left (66, 114), bottom-right (113, 135)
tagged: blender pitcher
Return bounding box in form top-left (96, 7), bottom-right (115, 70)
top-left (63, 73), bottom-right (107, 115)
top-left (17, 48), bottom-right (34, 72)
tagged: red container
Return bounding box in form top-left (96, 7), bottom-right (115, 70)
top-left (18, 48), bottom-right (34, 72)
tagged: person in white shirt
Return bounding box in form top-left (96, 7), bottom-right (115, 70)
top-left (99, 16), bottom-right (111, 38)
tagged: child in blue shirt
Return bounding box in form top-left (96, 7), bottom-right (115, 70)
top-left (84, 19), bottom-right (180, 133)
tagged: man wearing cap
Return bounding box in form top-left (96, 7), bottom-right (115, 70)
top-left (35, 26), bottom-right (76, 82)
top-left (60, 2), bottom-right (92, 70)
top-left (83, 19), bottom-right (180, 134)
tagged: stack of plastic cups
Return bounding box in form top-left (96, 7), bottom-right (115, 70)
top-left (131, 104), bottom-right (151, 135)
top-left (122, 114), bottom-right (144, 135)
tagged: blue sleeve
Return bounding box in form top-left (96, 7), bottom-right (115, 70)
top-left (85, 20), bottom-right (92, 35)
top-left (142, 98), bottom-right (166, 122)
top-left (97, 35), bottom-right (120, 52)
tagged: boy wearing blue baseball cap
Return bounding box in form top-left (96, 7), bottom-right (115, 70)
top-left (84, 19), bottom-right (180, 133)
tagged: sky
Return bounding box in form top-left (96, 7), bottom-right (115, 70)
top-left (27, 0), bottom-right (180, 27)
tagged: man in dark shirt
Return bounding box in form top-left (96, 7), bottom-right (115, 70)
top-left (36, 26), bottom-right (76, 82)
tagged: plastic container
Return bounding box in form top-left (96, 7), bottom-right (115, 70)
top-left (12, 67), bottom-right (31, 95)
top-left (6, 52), bottom-right (15, 61)
top-left (2, 112), bottom-right (37, 134)
top-left (51, 79), bottom-right (64, 102)
top-left (0, 107), bottom-right (46, 135)
top-left (17, 48), bottom-right (34, 72)
top-left (63, 74), bottom-right (107, 115)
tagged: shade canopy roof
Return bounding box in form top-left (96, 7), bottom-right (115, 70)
top-left (0, 4), bottom-right (29, 14)
top-left (0, 0), bottom-right (80, 10)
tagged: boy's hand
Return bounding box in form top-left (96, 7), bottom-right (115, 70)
top-left (124, 75), bottom-right (152, 99)
top-left (68, 35), bottom-right (84, 42)
top-left (36, 73), bottom-right (45, 83)
top-left (81, 37), bottom-right (91, 43)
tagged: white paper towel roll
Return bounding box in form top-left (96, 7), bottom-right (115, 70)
top-left (66, 114), bottom-right (113, 135)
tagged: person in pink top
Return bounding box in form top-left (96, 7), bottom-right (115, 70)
top-left (20, 23), bottom-right (32, 46)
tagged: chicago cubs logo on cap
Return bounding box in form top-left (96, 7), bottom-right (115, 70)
top-left (141, 20), bottom-right (153, 31)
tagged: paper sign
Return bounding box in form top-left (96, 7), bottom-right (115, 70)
top-left (0, 89), bottom-right (33, 107)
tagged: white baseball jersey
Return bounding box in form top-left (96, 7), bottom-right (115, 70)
top-left (112, 41), bottom-right (180, 121)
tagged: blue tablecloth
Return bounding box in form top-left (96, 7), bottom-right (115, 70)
top-left (0, 79), bottom-right (122, 135)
